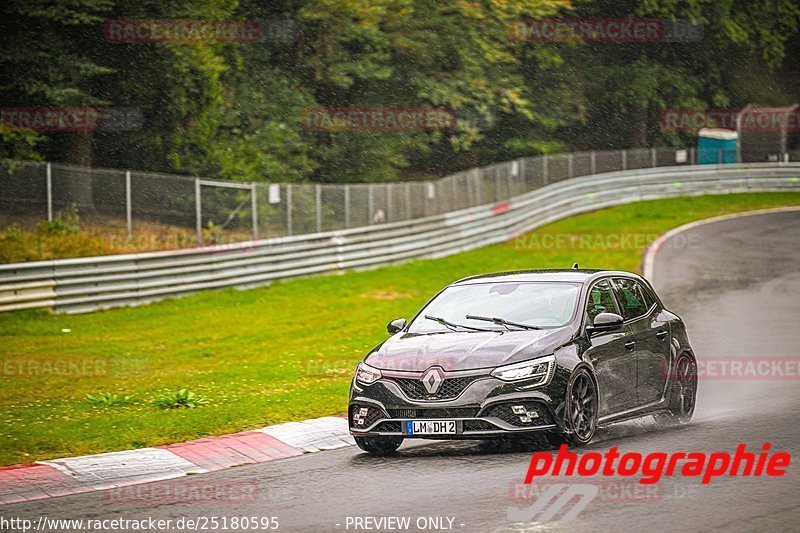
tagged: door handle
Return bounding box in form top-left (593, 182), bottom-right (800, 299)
top-left (624, 341), bottom-right (636, 350)
top-left (656, 330), bottom-right (668, 341)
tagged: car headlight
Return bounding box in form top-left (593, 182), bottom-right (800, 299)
top-left (355, 362), bottom-right (382, 385)
top-left (491, 355), bottom-right (555, 387)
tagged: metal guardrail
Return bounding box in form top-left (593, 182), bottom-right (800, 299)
top-left (1, 162), bottom-right (798, 314)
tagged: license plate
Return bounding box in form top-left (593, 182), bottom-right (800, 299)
top-left (404, 420), bottom-right (457, 435)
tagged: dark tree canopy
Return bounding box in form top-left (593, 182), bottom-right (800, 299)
top-left (1, 0), bottom-right (798, 183)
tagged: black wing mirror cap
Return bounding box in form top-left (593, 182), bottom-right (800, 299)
top-left (387, 318), bottom-right (407, 334)
top-left (588, 312), bottom-right (624, 334)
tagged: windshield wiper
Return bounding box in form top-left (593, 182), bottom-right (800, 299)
top-left (465, 314), bottom-right (542, 330)
top-left (424, 315), bottom-right (493, 332)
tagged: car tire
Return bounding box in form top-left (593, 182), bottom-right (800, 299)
top-left (548, 367), bottom-right (598, 447)
top-left (354, 436), bottom-right (403, 455)
top-left (656, 352), bottom-right (697, 425)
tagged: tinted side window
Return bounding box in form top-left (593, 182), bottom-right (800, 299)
top-left (640, 284), bottom-right (656, 308)
top-left (586, 280), bottom-right (620, 322)
top-left (612, 278), bottom-right (651, 320)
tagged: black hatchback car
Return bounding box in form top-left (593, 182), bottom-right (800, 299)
top-left (348, 269), bottom-right (698, 454)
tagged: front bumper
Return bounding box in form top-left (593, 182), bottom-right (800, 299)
top-left (348, 370), bottom-right (567, 439)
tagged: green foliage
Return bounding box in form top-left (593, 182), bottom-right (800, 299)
top-left (201, 221), bottom-right (224, 244)
top-left (553, 0), bottom-right (800, 149)
top-left (86, 392), bottom-right (136, 407)
top-left (35, 205), bottom-right (81, 236)
top-left (0, 127), bottom-right (44, 160)
top-left (640, 0), bottom-right (800, 67)
top-left (153, 389), bottom-right (210, 409)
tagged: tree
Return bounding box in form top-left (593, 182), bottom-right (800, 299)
top-left (0, 0), bottom-right (114, 209)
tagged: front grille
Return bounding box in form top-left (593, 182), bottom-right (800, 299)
top-left (388, 407), bottom-right (479, 419)
top-left (389, 376), bottom-right (482, 400)
top-left (463, 420), bottom-right (497, 431)
top-left (374, 421), bottom-right (402, 432)
top-left (349, 404), bottom-right (385, 428)
top-left (483, 402), bottom-right (551, 427)
top-left (390, 408), bottom-right (417, 418)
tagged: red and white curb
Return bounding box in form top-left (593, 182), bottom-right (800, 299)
top-left (0, 416), bottom-right (354, 506)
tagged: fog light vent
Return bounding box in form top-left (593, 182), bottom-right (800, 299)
top-left (354, 407), bottom-right (369, 426)
top-left (512, 404), bottom-right (539, 424)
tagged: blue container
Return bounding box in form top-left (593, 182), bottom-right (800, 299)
top-left (697, 128), bottom-right (738, 164)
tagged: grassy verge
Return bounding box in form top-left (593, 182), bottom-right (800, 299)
top-left (1, 192), bottom-right (799, 465)
top-left (0, 210), bottom-right (254, 263)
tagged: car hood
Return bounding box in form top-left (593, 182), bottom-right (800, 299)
top-left (365, 327), bottom-right (574, 372)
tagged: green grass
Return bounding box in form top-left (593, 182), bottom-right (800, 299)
top-left (1, 192), bottom-right (798, 465)
top-left (0, 215), bottom-right (254, 264)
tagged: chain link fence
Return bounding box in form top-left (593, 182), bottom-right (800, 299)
top-left (3, 146), bottom-right (795, 246)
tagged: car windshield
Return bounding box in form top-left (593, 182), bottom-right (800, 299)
top-left (408, 281), bottom-right (581, 333)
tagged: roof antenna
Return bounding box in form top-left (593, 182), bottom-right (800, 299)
top-left (572, 263), bottom-right (579, 269)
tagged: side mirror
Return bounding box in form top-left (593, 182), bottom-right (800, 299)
top-left (387, 318), bottom-right (407, 334)
top-left (587, 312), bottom-right (624, 334)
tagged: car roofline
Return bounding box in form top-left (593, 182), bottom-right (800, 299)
top-left (451, 269), bottom-right (649, 286)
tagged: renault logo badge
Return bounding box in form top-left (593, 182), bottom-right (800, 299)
top-left (421, 367), bottom-right (444, 394)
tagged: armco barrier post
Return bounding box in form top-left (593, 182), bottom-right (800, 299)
top-left (315, 184), bottom-right (322, 233)
top-left (46, 162), bottom-right (53, 222)
top-left (368, 183), bottom-right (374, 223)
top-left (286, 183), bottom-right (293, 236)
top-left (404, 183), bottom-right (411, 220)
top-left (126, 170), bottom-right (132, 238)
top-left (568, 153), bottom-right (574, 178)
top-left (251, 183), bottom-right (259, 240)
top-left (344, 184), bottom-right (351, 228)
top-left (195, 177), bottom-right (202, 245)
top-left (474, 169), bottom-right (482, 206)
top-left (543, 154), bottom-right (549, 185)
top-left (383, 183), bottom-right (394, 222)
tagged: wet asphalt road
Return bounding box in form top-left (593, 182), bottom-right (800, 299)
top-left (2, 209), bottom-right (799, 532)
